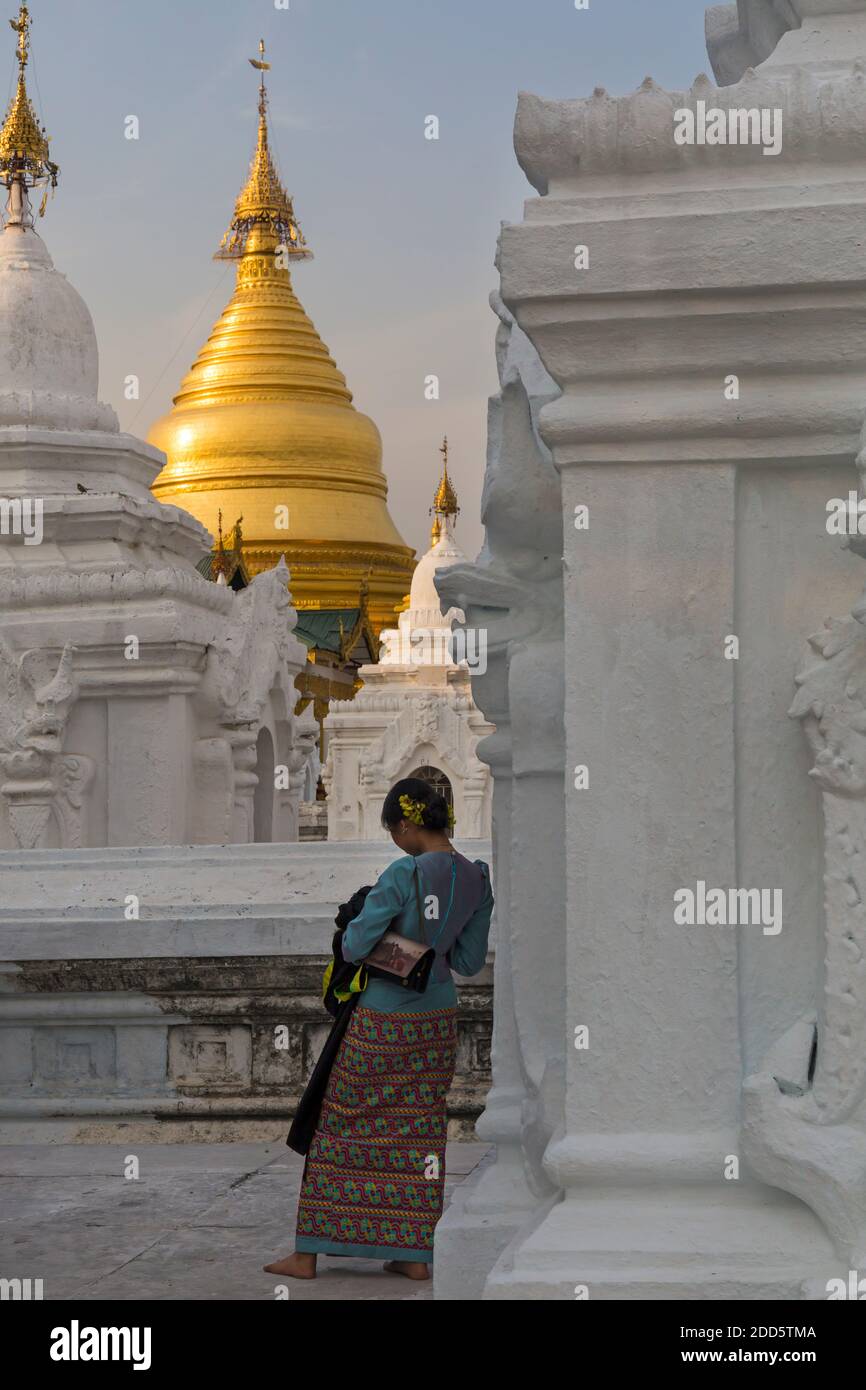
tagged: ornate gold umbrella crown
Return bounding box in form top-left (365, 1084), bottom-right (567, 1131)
top-left (430, 436), bottom-right (460, 544)
top-left (215, 39), bottom-right (311, 264)
top-left (0, 3), bottom-right (58, 216)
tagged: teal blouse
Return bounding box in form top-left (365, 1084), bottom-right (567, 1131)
top-left (340, 851), bottom-right (494, 1013)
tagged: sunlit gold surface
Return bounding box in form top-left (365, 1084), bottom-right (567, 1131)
top-left (149, 62), bottom-right (413, 634)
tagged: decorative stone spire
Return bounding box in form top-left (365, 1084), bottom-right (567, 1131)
top-left (0, 4), bottom-right (58, 226)
top-left (379, 460), bottom-right (467, 664)
top-left (215, 39), bottom-right (311, 265)
top-left (429, 435), bottom-right (460, 544)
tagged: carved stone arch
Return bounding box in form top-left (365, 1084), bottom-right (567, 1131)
top-left (253, 725), bottom-right (275, 843)
top-left (408, 763), bottom-right (454, 812)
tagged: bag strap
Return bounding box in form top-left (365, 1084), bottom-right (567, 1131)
top-left (408, 854), bottom-right (457, 952)
top-left (428, 851), bottom-right (458, 954)
top-left (413, 860), bottom-right (425, 939)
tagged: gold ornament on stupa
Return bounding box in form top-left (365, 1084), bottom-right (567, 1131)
top-left (215, 41), bottom-right (311, 266)
top-left (0, 4), bottom-right (58, 224)
top-left (149, 40), bottom-right (414, 636)
top-left (429, 435), bottom-right (459, 545)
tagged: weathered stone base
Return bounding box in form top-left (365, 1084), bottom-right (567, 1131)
top-left (433, 1152), bottom-right (542, 1301)
top-left (0, 955), bottom-right (491, 1143)
top-left (479, 1184), bottom-right (841, 1301)
top-left (0, 841), bottom-right (493, 1144)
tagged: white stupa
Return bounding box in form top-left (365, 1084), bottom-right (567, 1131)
top-left (0, 4), bottom-right (316, 849)
top-left (322, 439), bottom-right (493, 840)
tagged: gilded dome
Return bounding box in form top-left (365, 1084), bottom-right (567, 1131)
top-left (149, 67), bottom-right (413, 635)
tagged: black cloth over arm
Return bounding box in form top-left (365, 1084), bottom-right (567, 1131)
top-left (286, 993), bottom-right (358, 1155)
top-left (285, 884), bottom-right (372, 1155)
top-left (322, 884), bottom-right (372, 1017)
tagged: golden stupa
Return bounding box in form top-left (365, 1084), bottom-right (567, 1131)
top-left (149, 42), bottom-right (414, 635)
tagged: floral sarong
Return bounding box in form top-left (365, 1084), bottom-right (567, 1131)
top-left (295, 1005), bottom-right (458, 1263)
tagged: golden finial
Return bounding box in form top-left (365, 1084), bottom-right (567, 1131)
top-left (0, 4), bottom-right (58, 224)
top-left (213, 509), bottom-right (231, 581)
top-left (215, 38), bottom-right (312, 266)
top-left (429, 435), bottom-right (459, 543)
top-left (10, 2), bottom-right (27, 64)
top-left (249, 38), bottom-right (271, 123)
top-left (250, 37), bottom-right (271, 75)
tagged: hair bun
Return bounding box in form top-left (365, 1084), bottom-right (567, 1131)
top-left (423, 794), bottom-right (450, 831)
top-left (381, 776), bottom-right (455, 834)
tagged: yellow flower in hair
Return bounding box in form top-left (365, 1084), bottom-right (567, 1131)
top-left (399, 794), bottom-right (426, 826)
top-left (447, 805), bottom-right (456, 832)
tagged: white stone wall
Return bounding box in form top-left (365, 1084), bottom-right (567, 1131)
top-left (0, 840), bottom-right (492, 1141)
top-left (435, 0), bottom-right (866, 1300)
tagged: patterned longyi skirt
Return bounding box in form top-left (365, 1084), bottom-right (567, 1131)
top-left (295, 1004), bottom-right (458, 1263)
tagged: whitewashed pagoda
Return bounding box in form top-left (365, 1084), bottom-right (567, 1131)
top-left (323, 439), bottom-right (493, 840)
top-left (0, 4), bottom-right (315, 850)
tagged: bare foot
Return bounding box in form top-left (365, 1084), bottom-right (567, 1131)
top-left (263, 1253), bottom-right (317, 1279)
top-left (384, 1259), bottom-right (430, 1281)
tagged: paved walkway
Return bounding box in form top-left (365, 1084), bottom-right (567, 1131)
top-left (0, 1141), bottom-right (490, 1301)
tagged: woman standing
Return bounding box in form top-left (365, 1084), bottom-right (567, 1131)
top-left (264, 776), bottom-right (493, 1282)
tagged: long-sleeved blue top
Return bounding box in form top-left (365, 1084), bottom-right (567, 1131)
top-left (340, 849), bottom-right (493, 1013)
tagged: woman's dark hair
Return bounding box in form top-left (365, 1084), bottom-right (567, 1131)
top-left (381, 777), bottom-right (450, 832)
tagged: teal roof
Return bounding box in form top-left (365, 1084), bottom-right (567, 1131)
top-left (294, 609), bottom-right (361, 656)
top-left (195, 550), bottom-right (247, 591)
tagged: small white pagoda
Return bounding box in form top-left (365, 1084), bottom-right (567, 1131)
top-left (323, 440), bottom-right (493, 840)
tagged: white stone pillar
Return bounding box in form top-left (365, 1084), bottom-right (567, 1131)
top-left (433, 662), bottom-right (541, 1298)
top-left (434, 301), bottom-right (565, 1297)
top-left (438, 0), bottom-right (866, 1298)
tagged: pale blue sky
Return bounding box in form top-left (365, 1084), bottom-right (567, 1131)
top-left (21, 0), bottom-right (709, 557)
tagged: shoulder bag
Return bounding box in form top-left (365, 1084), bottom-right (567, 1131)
top-left (362, 860), bottom-right (434, 992)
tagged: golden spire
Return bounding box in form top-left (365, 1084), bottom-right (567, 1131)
top-left (429, 435), bottom-right (459, 544)
top-left (215, 38), bottom-right (311, 265)
top-left (149, 43), bottom-right (415, 637)
top-left (0, 4), bottom-right (58, 223)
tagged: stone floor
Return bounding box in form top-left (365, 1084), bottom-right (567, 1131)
top-left (0, 1141), bottom-right (491, 1301)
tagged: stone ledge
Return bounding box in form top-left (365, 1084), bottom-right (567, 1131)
top-left (0, 954), bottom-right (493, 1142)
